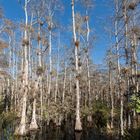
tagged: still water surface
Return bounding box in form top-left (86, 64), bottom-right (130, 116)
top-left (1, 126), bottom-right (117, 140)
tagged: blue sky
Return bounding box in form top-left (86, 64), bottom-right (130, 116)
top-left (0, 0), bottom-right (114, 65)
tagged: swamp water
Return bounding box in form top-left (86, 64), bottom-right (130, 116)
top-left (0, 125), bottom-right (118, 140)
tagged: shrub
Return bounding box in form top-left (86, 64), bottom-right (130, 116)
top-left (92, 100), bottom-right (110, 129)
top-left (0, 111), bottom-right (18, 129)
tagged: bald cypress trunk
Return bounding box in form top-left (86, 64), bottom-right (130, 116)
top-left (71, 0), bottom-right (82, 131)
top-left (115, 0), bottom-right (124, 136)
top-left (16, 0), bottom-right (30, 135)
top-left (109, 62), bottom-right (114, 129)
top-left (30, 81), bottom-right (38, 130)
top-left (48, 29), bottom-right (52, 105)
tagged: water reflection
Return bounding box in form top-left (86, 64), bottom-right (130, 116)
top-left (75, 132), bottom-right (82, 140)
top-left (29, 132), bottom-right (37, 140)
top-left (1, 127), bottom-right (115, 140)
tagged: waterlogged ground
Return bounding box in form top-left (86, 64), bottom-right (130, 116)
top-left (0, 126), bottom-right (118, 140)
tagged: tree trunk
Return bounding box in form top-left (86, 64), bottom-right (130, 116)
top-left (85, 9), bottom-right (92, 123)
top-left (71, 0), bottom-right (82, 131)
top-left (17, 0), bottom-right (30, 135)
top-left (55, 33), bottom-right (60, 103)
top-left (115, 0), bottom-right (124, 136)
top-left (30, 98), bottom-right (38, 130)
top-left (62, 63), bottom-right (66, 103)
top-left (109, 64), bottom-right (114, 129)
top-left (48, 29), bottom-right (52, 105)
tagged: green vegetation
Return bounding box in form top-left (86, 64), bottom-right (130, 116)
top-left (92, 100), bottom-right (110, 129)
top-left (0, 110), bottom-right (18, 128)
top-left (130, 94), bottom-right (140, 113)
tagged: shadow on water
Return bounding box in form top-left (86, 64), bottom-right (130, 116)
top-left (0, 119), bottom-right (121, 140)
top-left (14, 130), bottom-right (108, 140)
top-left (1, 127), bottom-right (117, 140)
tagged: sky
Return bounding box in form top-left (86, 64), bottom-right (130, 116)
top-left (0, 0), bottom-right (114, 65)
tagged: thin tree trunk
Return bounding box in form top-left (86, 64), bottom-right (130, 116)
top-left (115, 0), bottom-right (124, 136)
top-left (109, 63), bottom-right (114, 129)
top-left (85, 9), bottom-right (92, 123)
top-left (62, 63), bottom-right (66, 103)
top-left (71, 0), bottom-right (82, 131)
top-left (38, 24), bottom-right (43, 122)
top-left (55, 32), bottom-right (60, 103)
top-left (131, 13), bottom-right (138, 128)
top-left (48, 29), bottom-right (52, 105)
